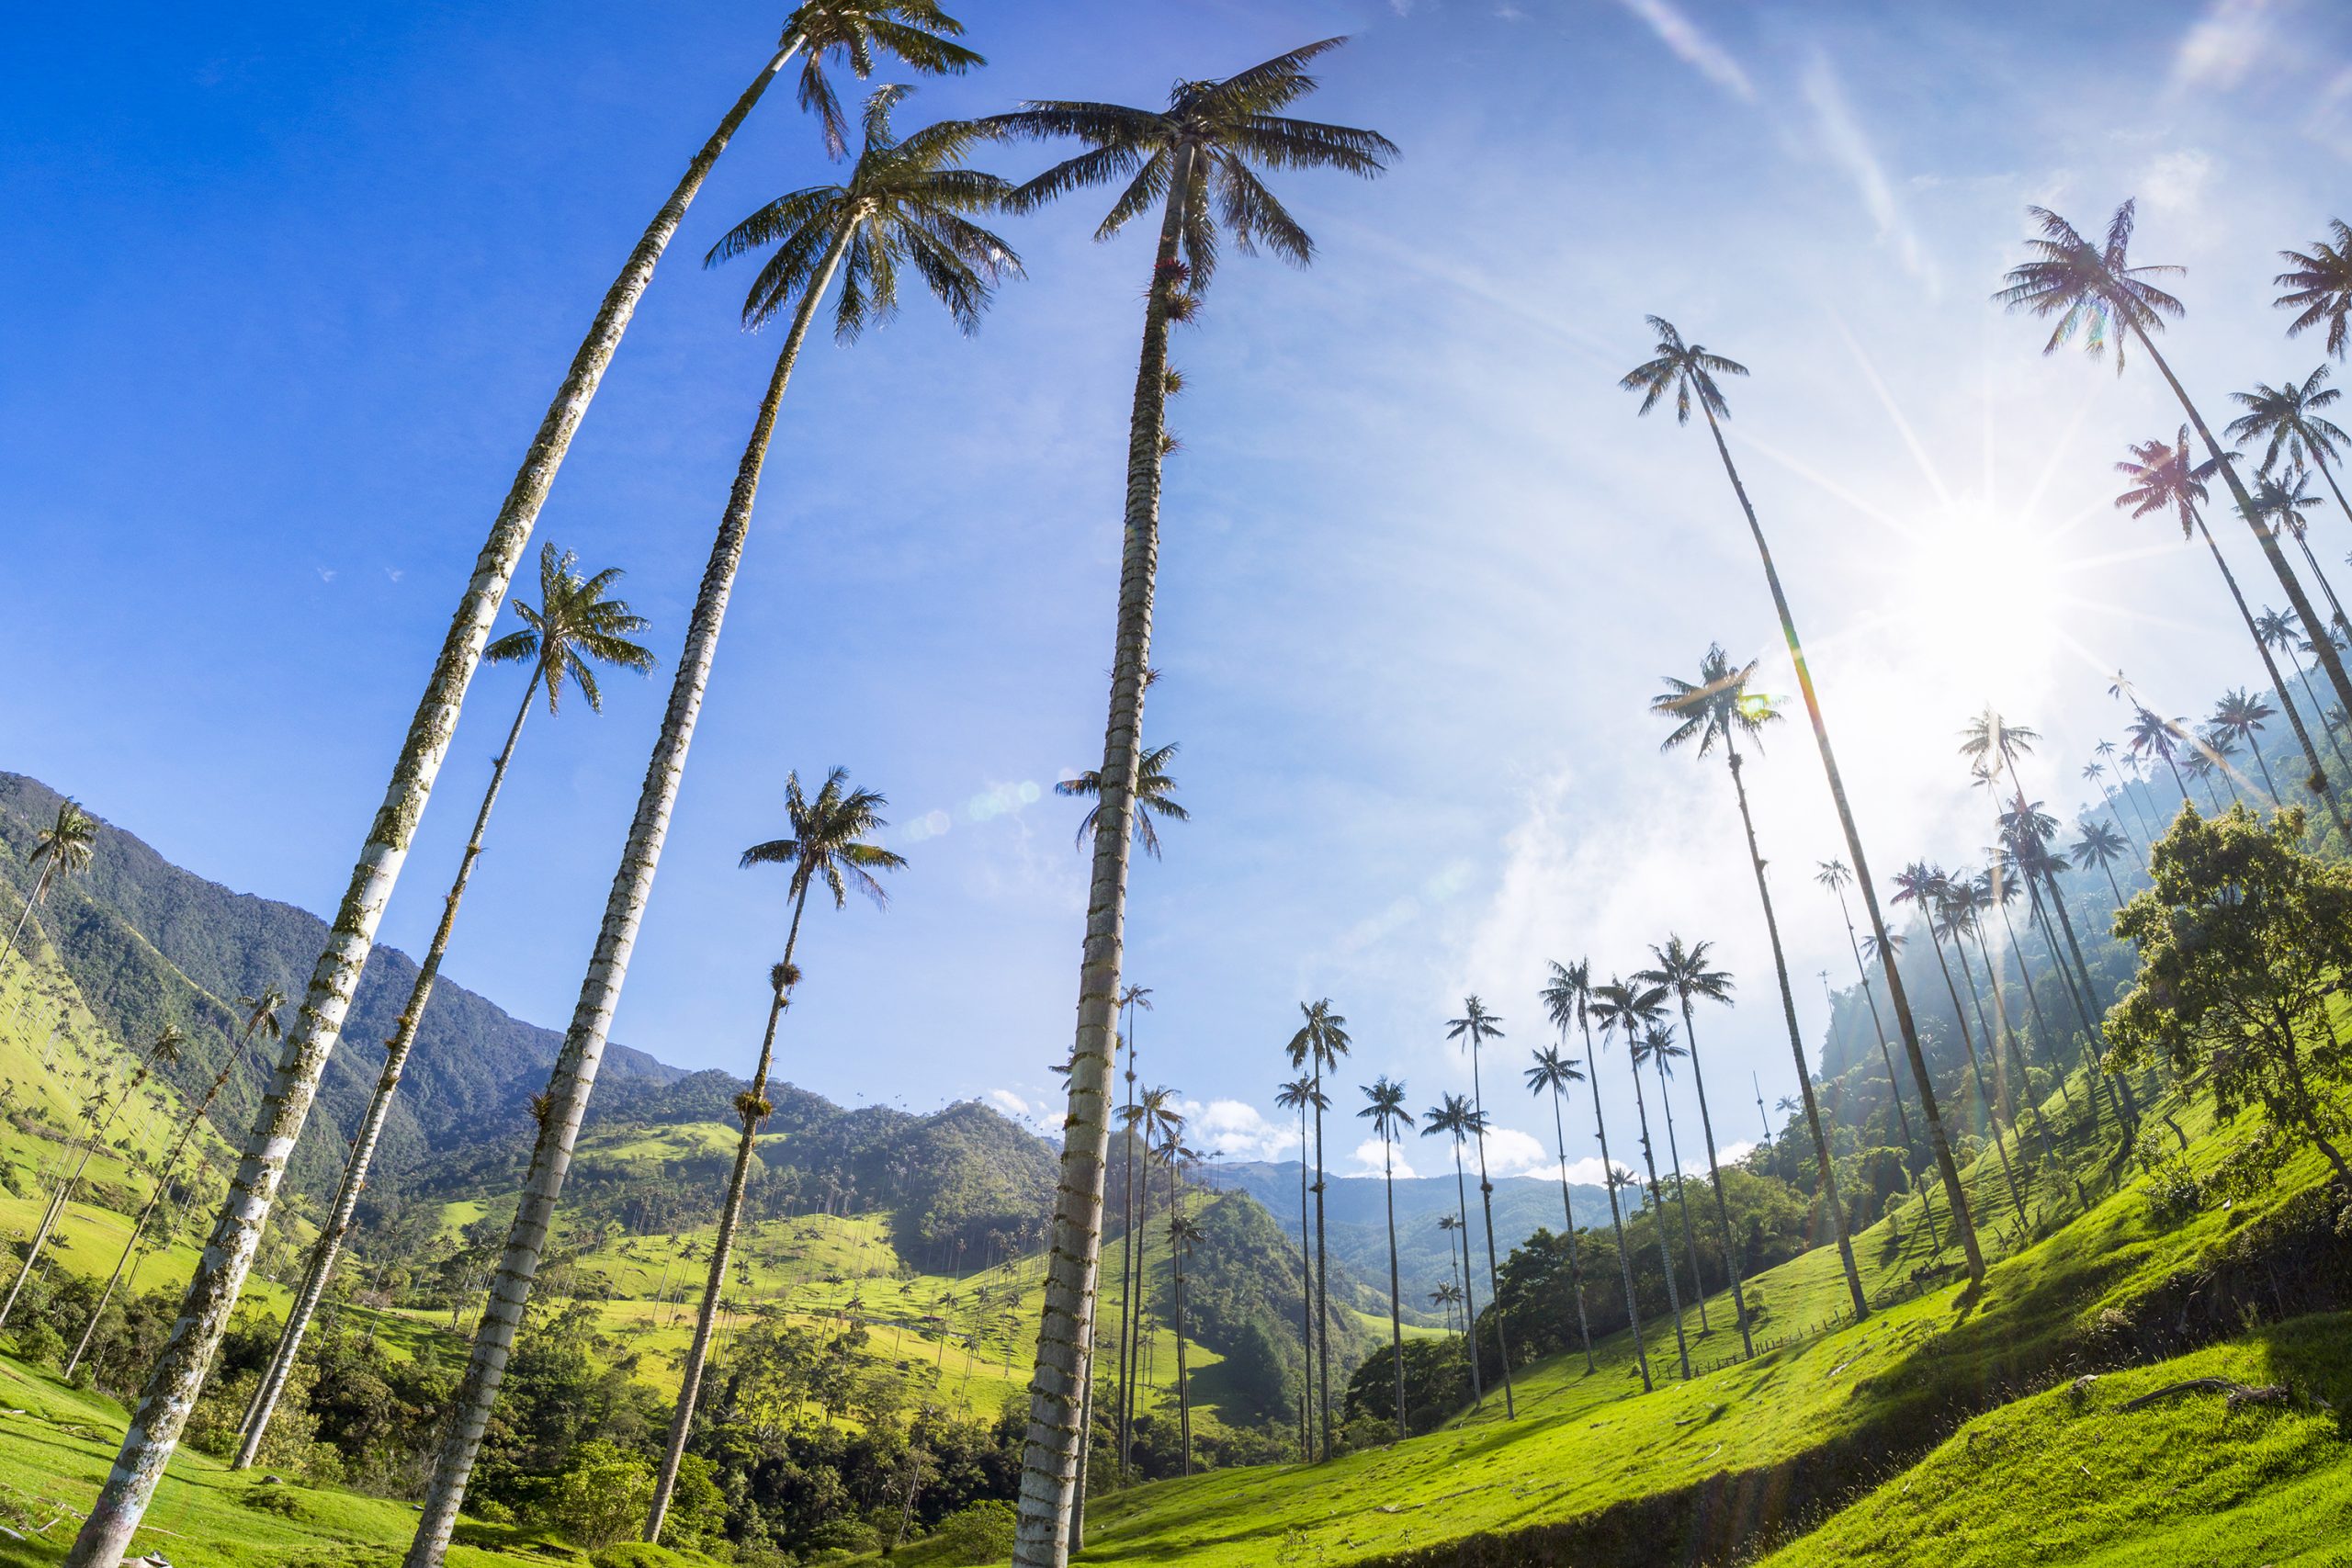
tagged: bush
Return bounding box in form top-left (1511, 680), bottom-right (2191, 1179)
top-left (11, 1320), bottom-right (64, 1369)
top-left (925, 1501), bottom-right (1015, 1564)
top-left (547, 1440), bottom-right (656, 1551)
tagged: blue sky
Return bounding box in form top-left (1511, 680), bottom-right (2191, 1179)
top-left (7, 0), bottom-right (2352, 1185)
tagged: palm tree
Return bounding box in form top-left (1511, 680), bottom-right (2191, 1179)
top-left (1521, 1034), bottom-right (1595, 1373)
top-left (1111, 983), bottom-right (1150, 1478)
top-left (1631, 1027), bottom-right (1712, 1335)
top-left (1997, 200), bottom-right (2352, 731)
top-left (2180, 746), bottom-right (2229, 813)
top-left (239, 543), bottom-right (655, 1472)
top-left (1356, 1076), bottom-right (1414, 1441)
top-left (2115, 431), bottom-right (2337, 808)
top-left (2252, 468), bottom-right (2352, 641)
top-left (2, 799), bottom-right (96, 976)
top-left (67, 17), bottom-right (981, 1558)
top-left (1634, 935), bottom-right (1754, 1356)
top-left (2276, 220), bottom-right (2352, 357)
top-left (1271, 1072), bottom-right (1323, 1461)
top-left (1651, 647), bottom-right (1875, 1315)
top-left (1541, 959), bottom-right (1649, 1393)
top-left (1443, 998), bottom-right (1517, 1415)
top-left (1125, 1084), bottom-right (1182, 1454)
top-left (2209, 689), bottom-right (2283, 805)
top-left (646, 769), bottom-right (904, 1539)
top-left (989, 45), bottom-right (1393, 1556)
top-left (1591, 978), bottom-right (1689, 1378)
top-left (2256, 606), bottom-right (2351, 771)
top-left (1286, 998), bottom-right (1351, 1457)
top-left (2073, 820), bottom-right (2131, 910)
top-left (1623, 315), bottom-right (1969, 1289)
top-left (1430, 1279), bottom-right (1464, 1336)
top-left (1999, 800), bottom-right (2141, 1132)
top-left (1815, 861), bottom-right (1927, 1169)
top-left (1908, 865), bottom-right (2030, 1225)
top-left (409, 92), bottom-right (1015, 1565)
top-left (2232, 366), bottom-right (2352, 537)
top-left (1159, 1135), bottom-right (1202, 1477)
top-left (1420, 1095), bottom-right (1487, 1409)
top-left (1057, 741), bottom-right (1191, 858)
top-left (2127, 707), bottom-right (2195, 807)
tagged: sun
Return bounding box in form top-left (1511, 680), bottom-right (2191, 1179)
top-left (1885, 497), bottom-right (2078, 706)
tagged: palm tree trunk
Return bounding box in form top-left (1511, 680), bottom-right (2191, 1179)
top-left (2032, 865), bottom-right (2140, 1130)
top-left (2309, 445), bottom-right (2352, 542)
top-left (1993, 896), bottom-right (2075, 1115)
top-left (1312, 1077), bottom-right (1334, 1456)
top-left (1466, 1043), bottom-right (1515, 1416)
top-left (1114, 1055), bottom-right (1139, 1479)
top-left (1170, 1159), bottom-right (1190, 1478)
top-left (1649, 1054), bottom-right (1711, 1335)
top-left (71, 55), bottom-right (798, 1568)
top-left (404, 221), bottom-right (851, 1568)
top-left (1544, 1080), bottom-right (1596, 1371)
top-left (1962, 925), bottom-right (2063, 1173)
top-left (1698, 404), bottom-right (1979, 1290)
top-left (2282, 645), bottom-right (2352, 779)
top-left (1293, 1103), bottom-right (1312, 1462)
top-left (1013, 143), bottom-right (1195, 1568)
top-left (647, 885), bottom-right (808, 1540)
top-left (1721, 742), bottom-right (1872, 1318)
top-left (2019, 874), bottom-right (2124, 1133)
top-left (0, 863), bottom-right (55, 979)
top-left (2118, 768), bottom-right (2161, 848)
top-left (2290, 525), bottom-right (2352, 640)
top-left (66, 1184), bottom-right (159, 1379)
top-left (1449, 1149), bottom-right (1484, 1410)
top-left (1382, 1136), bottom-right (1406, 1442)
top-left (1623, 1033), bottom-right (1690, 1379)
top-left (1582, 1019), bottom-right (1649, 1392)
top-left (0, 1035), bottom-right (165, 1328)
top-left (239, 670), bottom-right (542, 1470)
top-left (1674, 1004), bottom-right (1753, 1357)
top-left (1923, 923), bottom-right (2030, 1226)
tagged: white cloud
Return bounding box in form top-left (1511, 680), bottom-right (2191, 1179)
top-left (1802, 52), bottom-right (1939, 297)
top-left (2172, 0), bottom-right (2275, 92)
top-left (1476, 1125), bottom-right (1556, 1178)
top-left (1692, 1139), bottom-right (1754, 1174)
top-left (1611, 0), bottom-right (1756, 103)
top-left (986, 1088), bottom-right (1030, 1118)
top-left (2140, 149), bottom-right (2215, 214)
top-left (1181, 1098), bottom-right (1291, 1163)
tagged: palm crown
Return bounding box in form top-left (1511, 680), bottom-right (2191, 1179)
top-left (1057, 740), bottom-right (1190, 858)
top-left (2073, 820), bottom-right (2128, 871)
top-left (775, 0), bottom-right (984, 161)
top-left (1273, 1075), bottom-right (1327, 1117)
top-left (1419, 1092), bottom-right (1485, 1146)
top-left (2248, 469), bottom-right (2322, 544)
top-left (1653, 644), bottom-right (1777, 758)
top-left (1636, 934), bottom-right (1733, 1011)
top-left (2226, 367), bottom-right (2346, 476)
top-left (2275, 219), bottom-right (2352, 358)
top-left (709, 85), bottom-right (1022, 340)
top-left (2212, 688), bottom-right (2275, 745)
top-left (1539, 958), bottom-right (1590, 1038)
top-left (1993, 199), bottom-right (2184, 374)
top-left (1523, 1043), bottom-right (1585, 1097)
top-left (2114, 427), bottom-right (2207, 536)
top-left (740, 766), bottom-right (909, 909)
top-left (482, 542), bottom-right (658, 716)
top-left (983, 38), bottom-right (1396, 293)
top-left (1588, 978), bottom-right (1668, 1044)
top-left (1445, 997), bottom-right (1504, 1052)
top-left (1620, 316), bottom-right (1748, 425)
top-left (1286, 998), bottom-right (1351, 1075)
top-left (1958, 707), bottom-right (2039, 783)
top-left (30, 800), bottom-right (97, 881)
top-left (1358, 1077), bottom-right (1413, 1140)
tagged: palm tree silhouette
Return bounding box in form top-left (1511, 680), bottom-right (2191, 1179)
top-left (1112, 982), bottom-right (1151, 1478)
top-left (1542, 960), bottom-right (1650, 1392)
top-left (1521, 1029), bottom-right (1596, 1373)
top-left (1652, 645), bottom-right (1879, 1314)
top-left (411, 88), bottom-right (1016, 1559)
top-left (1996, 199), bottom-right (2352, 731)
top-left (2276, 219), bottom-right (2352, 357)
top-left (1444, 996), bottom-right (1516, 1416)
top-left (2232, 365), bottom-right (2352, 541)
top-left (1815, 859), bottom-right (1939, 1246)
top-left (242, 542), bottom-right (656, 1471)
top-left (1591, 977), bottom-right (1690, 1380)
top-left (1356, 1076), bottom-right (1415, 1440)
top-left (648, 768), bottom-right (905, 1536)
top-left (1635, 935), bottom-right (1755, 1356)
top-left (1272, 1071), bottom-right (1324, 1461)
top-left (1057, 741), bottom-right (1191, 859)
top-left (2127, 707), bottom-right (2195, 807)
top-left (986, 45), bottom-right (1391, 1551)
top-left (1420, 1095), bottom-right (1488, 1409)
top-left (2, 798), bottom-right (96, 976)
top-left (1632, 1026), bottom-right (1713, 1338)
top-left (1623, 315), bottom-right (1963, 1289)
top-left (2073, 821), bottom-right (2131, 910)
top-left (1287, 998), bottom-right (1351, 1457)
top-left (1430, 1279), bottom-right (1464, 1336)
top-left (2211, 690), bottom-right (2282, 804)
top-left (1895, 864), bottom-right (2028, 1226)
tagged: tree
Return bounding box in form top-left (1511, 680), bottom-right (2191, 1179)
top-left (1271, 1073), bottom-right (1323, 1461)
top-left (66, 17), bottom-right (980, 1560)
top-left (986, 42), bottom-right (1393, 1562)
top-left (2109, 805), bottom-right (2352, 1185)
top-left (1159, 1135), bottom-right (1201, 1477)
top-left (1589, 978), bottom-right (1690, 1380)
top-left (1634, 935), bottom-right (1754, 1356)
top-left (1894, 864), bottom-right (2029, 1227)
top-left (1112, 983), bottom-right (1151, 1478)
top-left (1419, 1096), bottom-right (1487, 1408)
top-left (2127, 707), bottom-right (2195, 806)
top-left (2211, 689), bottom-right (2284, 805)
top-left (1442, 998), bottom-right (1516, 1415)
top-left (1286, 998), bottom-right (1351, 1457)
top-left (2230, 366), bottom-right (2352, 537)
top-left (1521, 1037), bottom-right (1593, 1371)
top-left (240, 543), bottom-right (655, 1471)
top-left (646, 769), bottom-right (905, 1540)
top-left (2, 798), bottom-right (96, 976)
top-left (1631, 1027), bottom-right (1712, 1333)
top-left (407, 91), bottom-right (1015, 1568)
top-left (2275, 219), bottom-right (2352, 358)
top-left (2073, 820), bottom-right (2132, 910)
top-left (1815, 860), bottom-right (1932, 1224)
top-left (2250, 468), bottom-right (2352, 643)
top-left (1543, 962), bottom-right (1650, 1393)
top-left (1057, 741), bottom-right (1190, 858)
top-left (1355, 1076), bottom-right (1414, 1441)
top-left (1651, 646), bottom-right (1874, 1314)
top-left (1996, 200), bottom-right (2352, 730)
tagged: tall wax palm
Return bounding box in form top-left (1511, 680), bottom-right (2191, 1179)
top-left (2, 799), bottom-right (96, 976)
top-left (2126, 707), bottom-right (2195, 806)
top-left (1111, 983), bottom-right (1150, 1477)
top-left (2277, 220), bottom-right (2352, 357)
top-left (1430, 1279), bottom-right (1464, 1335)
top-left (1978, 852), bottom-right (2089, 1125)
top-left (1435, 1214), bottom-right (1465, 1333)
top-left (989, 46), bottom-right (1392, 1559)
top-left (1635, 935), bottom-right (1754, 1356)
top-left (1949, 875), bottom-right (2064, 1171)
top-left (2196, 730), bottom-right (2246, 807)
top-left (2001, 806), bottom-right (2141, 1132)
top-left (2233, 365), bottom-right (2352, 543)
top-left (1419, 1096), bottom-right (1487, 1408)
top-left (1444, 997), bottom-right (1516, 1416)
top-left (2255, 608), bottom-right (2348, 771)
top-left (239, 544), bottom-right (655, 1471)
top-left (1057, 741), bottom-right (1191, 858)
top-left (646, 769), bottom-right (905, 1540)
top-left (1815, 861), bottom-right (1923, 1160)
top-left (1522, 1035), bottom-right (1595, 1371)
top-left (407, 92), bottom-right (1017, 1567)
top-left (2251, 468), bottom-right (2352, 641)
top-left (1287, 998), bottom-right (1351, 1456)
top-left (1590, 979), bottom-right (1690, 1378)
top-left (1652, 647), bottom-right (1877, 1313)
top-left (2115, 431), bottom-right (2338, 809)
top-left (1894, 865), bottom-right (2027, 1225)
top-left (1125, 1084), bottom-right (1182, 1454)
top-left (1996, 201), bottom-right (2352, 732)
top-left (2073, 821), bottom-right (2131, 910)
top-left (67, 17), bottom-right (982, 1560)
top-left (1272, 1072), bottom-right (1325, 1461)
top-left (1631, 1027), bottom-right (1712, 1336)
top-left (1624, 317), bottom-right (1967, 1288)
top-left (2211, 690), bottom-right (2283, 804)
top-left (1542, 960), bottom-right (1649, 1392)
top-left (1159, 1138), bottom-right (1202, 1478)
top-left (2082, 757), bottom-right (2140, 855)
top-left (1356, 1077), bottom-right (1414, 1440)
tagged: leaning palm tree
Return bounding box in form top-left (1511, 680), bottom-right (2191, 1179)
top-left (2251, 468), bottom-right (2352, 641)
top-left (1630, 1027), bottom-right (1712, 1336)
top-left (1159, 1138), bottom-right (1202, 1477)
top-left (1996, 199), bottom-right (2352, 730)
top-left (408, 92), bottom-right (1017, 1566)
top-left (2256, 607), bottom-right (2351, 773)
top-left (2, 799), bottom-right (96, 976)
top-left (2115, 431), bottom-right (2337, 809)
top-left (1286, 998), bottom-right (1351, 1458)
top-left (1652, 647), bottom-right (1875, 1315)
top-left (1430, 1278), bottom-right (1464, 1336)
top-left (1896, 863), bottom-right (2029, 1227)
top-left (2277, 219), bottom-right (2352, 358)
top-left (1815, 860), bottom-right (1928, 1179)
top-left (2231, 366), bottom-right (2352, 537)
top-left (646, 769), bottom-right (905, 1540)
top-left (1521, 1034), bottom-right (1595, 1373)
top-left (1356, 1076), bottom-right (1414, 1441)
top-left (1590, 978), bottom-right (1690, 1379)
top-left (2211, 690), bottom-right (2283, 804)
top-left (2126, 706), bottom-right (2195, 806)
top-left (67, 17), bottom-right (983, 1558)
top-left (1057, 741), bottom-right (1190, 858)
top-left (1541, 959), bottom-right (1648, 1392)
top-left (1272, 1072), bottom-right (1323, 1461)
top-left (1420, 1095), bottom-right (1487, 1409)
top-left (1634, 935), bottom-right (1754, 1356)
top-left (239, 543), bottom-right (655, 1472)
top-left (988, 45), bottom-right (1393, 1557)
top-left (2073, 820), bottom-right (2131, 910)
top-left (1111, 982), bottom-right (1150, 1478)
top-left (1624, 319), bottom-right (1972, 1289)
top-left (1443, 997), bottom-right (1515, 1416)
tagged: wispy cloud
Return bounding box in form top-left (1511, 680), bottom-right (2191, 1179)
top-left (1349, 1134), bottom-right (1417, 1179)
top-left (2171, 0), bottom-right (2276, 92)
top-left (1610, 0), bottom-right (1756, 103)
top-left (2139, 148), bottom-right (2216, 216)
top-left (1802, 51), bottom-right (1939, 297)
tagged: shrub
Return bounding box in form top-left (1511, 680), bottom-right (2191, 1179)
top-left (11, 1320), bottom-right (64, 1369)
top-left (547, 1440), bottom-right (656, 1551)
top-left (925, 1501), bottom-right (1015, 1564)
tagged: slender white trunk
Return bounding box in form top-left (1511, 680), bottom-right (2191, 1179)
top-left (1585, 1017), bottom-right (1649, 1391)
top-left (0, 863), bottom-right (55, 978)
top-left (1674, 1003), bottom-right (1752, 1357)
top-left (1624, 1030), bottom-right (1690, 1379)
top-left (404, 220), bottom-right (845, 1568)
top-left (1466, 1043), bottom-right (1514, 1416)
top-left (1383, 1135), bottom-right (1404, 1441)
top-left (1544, 1076), bottom-right (1595, 1371)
